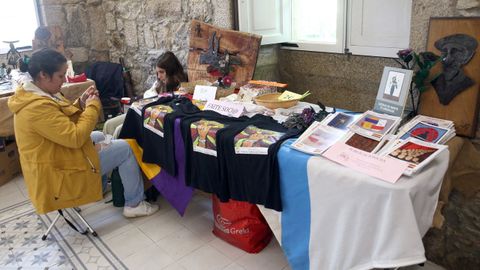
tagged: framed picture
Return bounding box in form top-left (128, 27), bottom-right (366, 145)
top-left (373, 67), bottom-right (413, 117)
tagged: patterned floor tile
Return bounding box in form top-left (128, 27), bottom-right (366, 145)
top-left (0, 200), bottom-right (127, 270)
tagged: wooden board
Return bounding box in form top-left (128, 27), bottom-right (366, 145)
top-left (187, 20), bottom-right (262, 84)
top-left (418, 17), bottom-right (480, 137)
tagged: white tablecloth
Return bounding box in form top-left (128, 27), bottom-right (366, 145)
top-left (260, 140), bottom-right (449, 270)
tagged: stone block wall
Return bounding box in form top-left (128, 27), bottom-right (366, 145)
top-left (37, 0), bottom-right (234, 96)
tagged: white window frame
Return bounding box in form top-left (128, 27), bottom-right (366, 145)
top-left (0, 0), bottom-right (40, 54)
top-left (237, 0), bottom-right (412, 58)
top-left (285, 0), bottom-right (346, 54)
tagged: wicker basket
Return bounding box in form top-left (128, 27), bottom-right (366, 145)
top-left (254, 93), bottom-right (299, 109)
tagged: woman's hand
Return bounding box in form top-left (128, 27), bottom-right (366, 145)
top-left (85, 93), bottom-right (100, 106)
top-left (80, 86), bottom-right (99, 108)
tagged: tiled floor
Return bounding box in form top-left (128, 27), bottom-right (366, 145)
top-left (0, 175), bottom-right (446, 270)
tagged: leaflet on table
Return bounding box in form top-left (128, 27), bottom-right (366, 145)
top-left (291, 121), bottom-right (346, 155)
top-left (382, 137), bottom-right (448, 176)
top-left (322, 142), bottom-right (409, 183)
top-left (349, 110), bottom-right (401, 141)
top-left (204, 100), bottom-right (245, 118)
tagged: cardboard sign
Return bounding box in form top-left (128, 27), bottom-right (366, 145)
top-left (204, 100), bottom-right (244, 118)
top-left (193, 85), bottom-right (217, 102)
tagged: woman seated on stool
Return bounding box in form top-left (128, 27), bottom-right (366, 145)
top-left (103, 51), bottom-right (187, 138)
top-left (8, 48), bottom-right (158, 218)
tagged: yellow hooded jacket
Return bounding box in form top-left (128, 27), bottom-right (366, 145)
top-left (8, 83), bottom-right (102, 214)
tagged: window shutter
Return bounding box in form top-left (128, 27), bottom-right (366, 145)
top-left (347, 0), bottom-right (412, 57)
top-left (237, 0), bottom-right (291, 45)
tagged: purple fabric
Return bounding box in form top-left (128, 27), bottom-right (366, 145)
top-left (150, 119), bottom-right (194, 216)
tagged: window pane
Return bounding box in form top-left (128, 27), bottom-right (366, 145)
top-left (0, 0), bottom-right (39, 53)
top-left (292, 0), bottom-right (338, 44)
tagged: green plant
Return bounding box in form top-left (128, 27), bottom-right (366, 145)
top-left (394, 49), bottom-right (440, 114)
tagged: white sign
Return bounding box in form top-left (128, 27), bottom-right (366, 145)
top-left (193, 85), bottom-right (217, 102)
top-left (204, 100), bottom-right (245, 118)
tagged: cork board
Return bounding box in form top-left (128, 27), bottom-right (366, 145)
top-left (187, 20), bottom-right (262, 84)
top-left (418, 17), bottom-right (480, 137)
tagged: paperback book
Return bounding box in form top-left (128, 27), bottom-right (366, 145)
top-left (349, 110), bottom-right (401, 141)
top-left (291, 121), bottom-right (346, 155)
top-left (321, 112), bottom-right (358, 130)
top-left (384, 137), bottom-right (448, 176)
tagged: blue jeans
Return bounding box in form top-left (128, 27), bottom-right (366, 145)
top-left (90, 131), bottom-right (144, 207)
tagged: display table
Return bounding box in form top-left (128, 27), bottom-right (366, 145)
top-left (259, 139), bottom-right (449, 270)
top-left (0, 80), bottom-right (95, 137)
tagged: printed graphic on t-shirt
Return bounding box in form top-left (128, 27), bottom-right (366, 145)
top-left (234, 125), bottom-right (285, 155)
top-left (131, 97), bottom-right (158, 115)
top-left (191, 119), bottom-right (225, 157)
top-left (143, 105), bottom-right (173, 137)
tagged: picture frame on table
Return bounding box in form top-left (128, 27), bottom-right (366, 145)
top-left (373, 67), bottom-right (413, 118)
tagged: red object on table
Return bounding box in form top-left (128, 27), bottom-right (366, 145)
top-left (66, 73), bottom-right (87, 83)
top-left (212, 195), bottom-right (272, 253)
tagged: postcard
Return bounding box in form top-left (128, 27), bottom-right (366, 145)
top-left (291, 122), bottom-right (345, 155)
top-left (323, 142), bottom-right (409, 183)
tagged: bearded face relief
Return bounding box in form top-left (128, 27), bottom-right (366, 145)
top-left (431, 33), bottom-right (478, 105)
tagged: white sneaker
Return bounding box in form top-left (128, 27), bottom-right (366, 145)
top-left (123, 201), bottom-right (159, 218)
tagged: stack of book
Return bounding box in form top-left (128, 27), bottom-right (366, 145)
top-left (394, 115), bottom-right (455, 144)
top-left (341, 110), bottom-right (402, 153)
top-left (376, 115), bottom-right (454, 176)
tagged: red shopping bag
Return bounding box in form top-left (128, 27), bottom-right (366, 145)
top-left (212, 195), bottom-right (272, 253)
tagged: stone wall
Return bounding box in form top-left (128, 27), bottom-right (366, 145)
top-left (37, 0), bottom-right (234, 96)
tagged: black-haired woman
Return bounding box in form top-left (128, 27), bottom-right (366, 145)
top-left (8, 48), bottom-right (158, 217)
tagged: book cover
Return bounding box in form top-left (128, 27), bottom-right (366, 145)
top-left (373, 67), bottom-right (413, 117)
top-left (325, 112), bottom-right (356, 130)
top-left (386, 138), bottom-right (447, 175)
top-left (398, 122), bottom-right (449, 143)
top-left (344, 132), bottom-right (382, 153)
top-left (291, 122), bottom-right (345, 155)
top-left (350, 110), bottom-right (400, 141)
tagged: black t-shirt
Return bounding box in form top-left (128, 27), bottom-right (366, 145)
top-left (217, 115), bottom-right (301, 211)
top-left (118, 96), bottom-right (170, 146)
top-left (142, 97), bottom-right (200, 176)
top-left (180, 111), bottom-right (250, 194)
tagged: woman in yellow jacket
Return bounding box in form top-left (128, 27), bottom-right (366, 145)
top-left (8, 48), bottom-right (158, 217)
